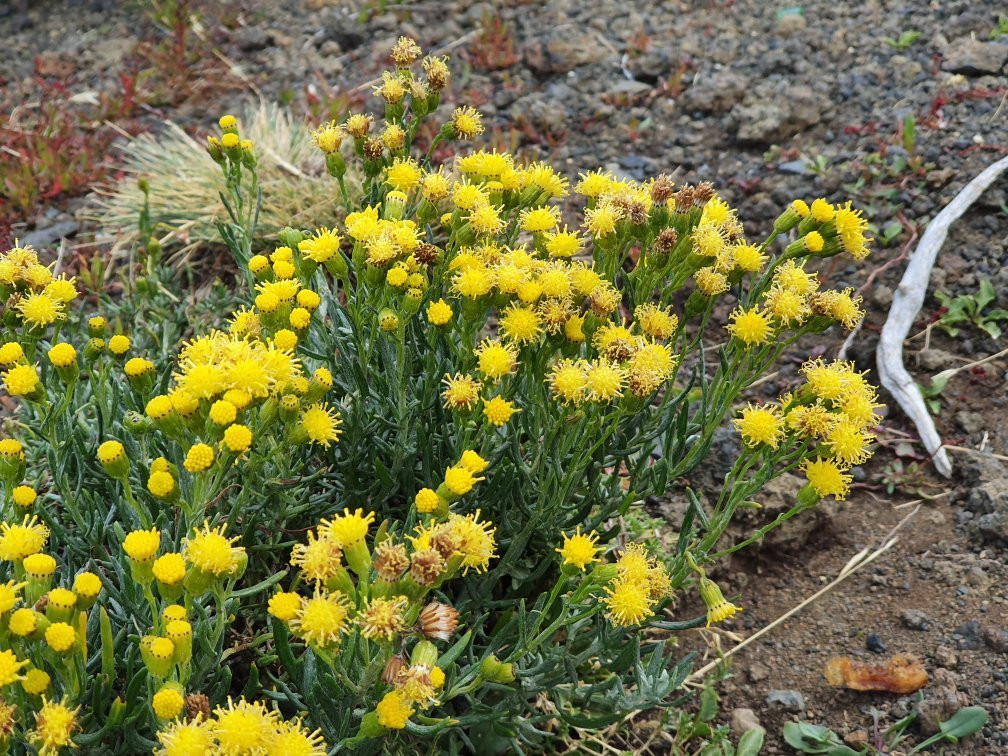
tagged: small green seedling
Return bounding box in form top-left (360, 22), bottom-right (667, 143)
top-left (783, 704), bottom-right (987, 755)
top-left (884, 30), bottom-right (921, 49)
top-left (936, 279), bottom-right (1008, 340)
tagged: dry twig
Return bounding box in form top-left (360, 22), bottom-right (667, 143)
top-left (876, 155), bottom-right (1008, 478)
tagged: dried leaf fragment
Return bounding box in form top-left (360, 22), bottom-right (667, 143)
top-left (823, 654), bottom-right (928, 694)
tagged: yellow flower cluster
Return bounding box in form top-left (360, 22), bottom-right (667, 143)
top-left (0, 242), bottom-right (78, 329)
top-left (734, 358), bottom-right (882, 500)
top-left (602, 543), bottom-right (671, 627)
top-left (0, 524), bottom-right (101, 714)
top-left (156, 697), bottom-right (326, 755)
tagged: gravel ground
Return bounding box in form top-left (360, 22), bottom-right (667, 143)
top-left (2, 0), bottom-right (1008, 752)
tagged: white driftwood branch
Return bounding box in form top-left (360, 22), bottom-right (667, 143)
top-left (876, 155), bottom-right (1008, 478)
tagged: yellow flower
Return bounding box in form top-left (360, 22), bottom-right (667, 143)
top-left (453, 264), bottom-right (494, 298)
top-left (441, 373), bottom-right (481, 410)
top-left (459, 449), bottom-right (489, 474)
top-left (124, 357), bottom-right (154, 377)
top-left (358, 596), bottom-right (408, 641)
top-left (45, 622), bottom-right (77, 653)
top-left (386, 157), bottom-right (422, 192)
top-left (184, 443), bottom-right (215, 473)
top-left (727, 306), bottom-right (772, 346)
top-left (634, 304), bottom-right (678, 341)
top-left (803, 457), bottom-right (852, 500)
top-left (22, 552), bottom-right (56, 579)
top-left (731, 243), bottom-right (766, 273)
top-left (543, 228), bottom-right (583, 258)
top-left (213, 698), bottom-right (279, 754)
top-left (152, 686), bottom-right (185, 719)
top-left (290, 529), bottom-right (342, 583)
top-left (12, 484), bottom-right (36, 508)
top-left (556, 528), bottom-right (600, 571)
top-left (152, 553), bottom-right (187, 586)
top-left (443, 465), bottom-right (482, 496)
top-left (376, 690), bottom-right (414, 729)
top-left (698, 576), bottom-right (742, 626)
top-left (0, 342), bottom-right (24, 365)
top-left (764, 285), bottom-right (809, 324)
top-left (208, 399), bottom-right (237, 426)
top-left (576, 169), bottom-right (615, 197)
top-left (735, 404), bottom-right (784, 448)
top-left (147, 470), bottom-right (176, 499)
top-left (483, 395), bottom-right (518, 426)
top-left (30, 697), bottom-right (79, 755)
top-left (448, 510), bottom-right (497, 573)
top-left (475, 339), bottom-right (517, 381)
top-left (604, 579), bottom-right (653, 627)
top-left (9, 608), bottom-right (37, 637)
top-left (451, 106), bottom-right (484, 139)
top-left (0, 579), bottom-right (25, 612)
top-left (268, 591), bottom-right (302, 622)
top-left (16, 292), bottom-right (63, 327)
top-left (694, 266), bottom-right (728, 296)
top-left (584, 360), bottom-right (625, 402)
top-left (311, 120), bottom-right (344, 154)
top-left (73, 572), bottom-right (102, 601)
top-left (415, 488), bottom-right (442, 514)
top-left (47, 343), bottom-right (76, 368)
top-left (223, 423), bottom-right (253, 453)
top-left (593, 323), bottom-right (635, 361)
top-left (292, 589), bottom-right (350, 649)
top-left (827, 418), bottom-right (873, 466)
top-left (269, 720), bottom-right (328, 756)
top-left (810, 198), bottom-right (834, 222)
top-left (300, 403), bottom-right (342, 446)
top-left (156, 717), bottom-right (214, 755)
top-left (426, 298), bottom-right (453, 326)
top-left (774, 259), bottom-right (817, 295)
top-left (184, 521), bottom-right (244, 577)
top-left (834, 201), bottom-right (872, 260)
top-left (22, 668), bottom-right (50, 696)
top-left (108, 334), bottom-right (131, 355)
top-left (323, 508), bottom-right (376, 547)
top-left (0, 649), bottom-right (28, 686)
top-left (123, 528), bottom-right (160, 562)
top-left (374, 71), bottom-right (406, 104)
top-left (585, 203), bottom-right (620, 237)
top-left (3, 363), bottom-right (39, 396)
top-left (520, 205), bottom-right (560, 233)
top-left (548, 359), bottom-right (588, 404)
top-left (499, 304), bottom-right (541, 345)
top-left (0, 515), bottom-right (48, 560)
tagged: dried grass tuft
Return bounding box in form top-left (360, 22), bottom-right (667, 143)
top-left (90, 103), bottom-right (345, 267)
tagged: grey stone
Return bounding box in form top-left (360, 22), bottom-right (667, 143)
top-left (777, 159), bottom-right (809, 175)
top-left (20, 221), bottom-right (78, 250)
top-left (767, 689), bottom-right (805, 713)
top-left (941, 38), bottom-right (1008, 75)
top-left (681, 71), bottom-right (748, 114)
top-left (730, 707), bottom-right (762, 735)
top-left (524, 32), bottom-right (612, 74)
top-left (982, 627), bottom-right (1008, 654)
top-left (732, 84), bottom-right (822, 144)
top-left (776, 13), bottom-right (807, 36)
top-left (235, 27), bottom-right (274, 52)
top-left (918, 686), bottom-right (970, 735)
top-left (901, 609), bottom-right (931, 631)
top-left (609, 79), bottom-right (652, 97)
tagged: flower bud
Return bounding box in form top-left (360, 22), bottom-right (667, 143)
top-left (480, 654), bottom-right (515, 683)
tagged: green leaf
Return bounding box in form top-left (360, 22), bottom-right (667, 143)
top-left (736, 727), bottom-right (765, 756)
top-left (698, 686), bottom-right (719, 722)
top-left (938, 706), bottom-right (988, 739)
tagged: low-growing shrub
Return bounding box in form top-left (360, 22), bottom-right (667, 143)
top-left (0, 38), bottom-right (879, 754)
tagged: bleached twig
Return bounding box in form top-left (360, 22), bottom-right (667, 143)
top-left (876, 155), bottom-right (1008, 478)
